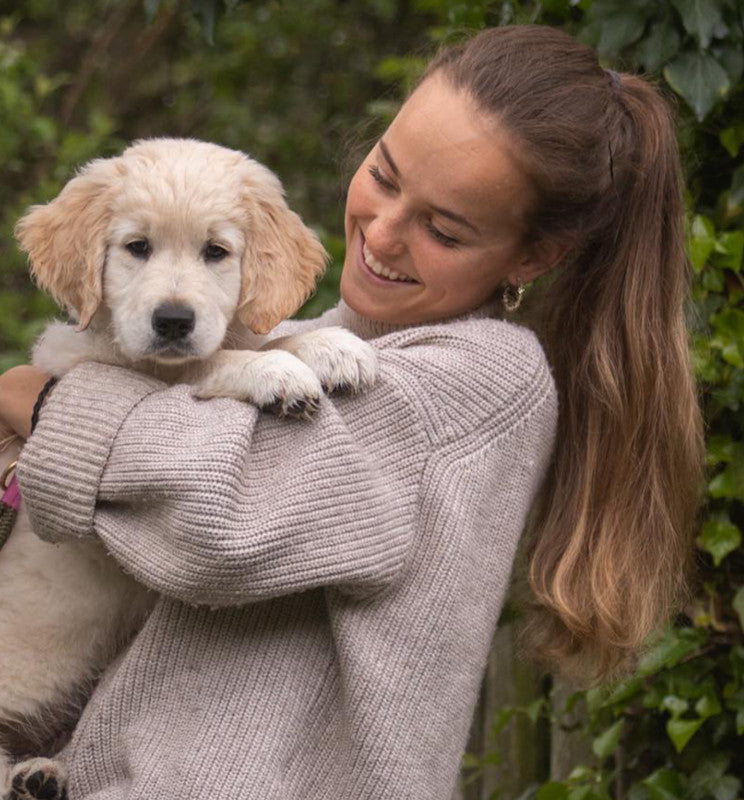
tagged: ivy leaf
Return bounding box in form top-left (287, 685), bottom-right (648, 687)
top-left (490, 706), bottom-right (514, 737)
top-left (602, 677), bottom-right (643, 707)
top-left (705, 435), bottom-right (735, 466)
top-left (524, 697), bottom-right (546, 723)
top-left (592, 718), bottom-right (624, 759)
top-left (695, 693), bottom-right (722, 718)
top-left (641, 768), bottom-right (687, 800)
top-left (710, 308), bottom-right (744, 368)
top-left (596, 9), bottom-right (647, 58)
top-left (666, 717), bottom-right (704, 752)
top-left (708, 455), bottom-right (744, 501)
top-left (638, 627), bottom-right (706, 676)
top-left (537, 783), bottom-right (570, 800)
top-left (661, 695), bottom-right (689, 718)
top-left (567, 788), bottom-right (608, 800)
top-left (636, 23), bottom-right (681, 72)
top-left (702, 267), bottom-right (725, 292)
top-left (720, 123), bottom-right (744, 158)
top-left (567, 765), bottom-right (595, 783)
top-left (689, 755), bottom-right (740, 800)
top-left (664, 51), bottom-right (730, 121)
top-left (689, 214), bottom-right (717, 272)
top-left (672, 0), bottom-right (723, 48)
top-left (712, 231), bottom-right (743, 272)
top-left (713, 42), bottom-right (744, 84)
top-left (696, 513), bottom-right (741, 566)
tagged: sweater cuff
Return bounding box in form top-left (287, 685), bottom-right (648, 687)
top-left (17, 362), bottom-right (165, 542)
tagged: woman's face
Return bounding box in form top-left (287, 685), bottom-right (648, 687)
top-left (341, 72), bottom-right (542, 325)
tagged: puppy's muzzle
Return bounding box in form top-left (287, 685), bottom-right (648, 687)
top-left (152, 303), bottom-right (195, 341)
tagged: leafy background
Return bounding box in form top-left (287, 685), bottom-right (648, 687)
top-left (0, 1), bottom-right (742, 798)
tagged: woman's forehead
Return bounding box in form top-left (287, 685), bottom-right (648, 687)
top-left (383, 74), bottom-right (531, 230)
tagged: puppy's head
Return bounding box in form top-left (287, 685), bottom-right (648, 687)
top-left (15, 138), bottom-right (327, 363)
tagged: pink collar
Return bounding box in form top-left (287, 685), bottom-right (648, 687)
top-left (1, 474), bottom-right (20, 512)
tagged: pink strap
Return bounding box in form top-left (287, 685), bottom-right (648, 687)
top-left (1, 474), bottom-right (21, 512)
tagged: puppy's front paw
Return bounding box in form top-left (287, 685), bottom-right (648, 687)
top-left (277, 327), bottom-right (378, 396)
top-left (7, 758), bottom-right (66, 800)
top-left (192, 350), bottom-right (323, 420)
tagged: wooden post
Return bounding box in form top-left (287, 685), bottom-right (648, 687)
top-left (456, 623), bottom-right (550, 799)
top-left (549, 680), bottom-right (592, 781)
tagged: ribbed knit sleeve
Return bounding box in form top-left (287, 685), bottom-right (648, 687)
top-left (17, 315), bottom-right (556, 609)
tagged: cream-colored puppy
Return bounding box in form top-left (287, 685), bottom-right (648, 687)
top-left (0, 138), bottom-right (376, 800)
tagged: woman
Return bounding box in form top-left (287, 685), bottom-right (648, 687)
top-left (0, 24), bottom-right (703, 800)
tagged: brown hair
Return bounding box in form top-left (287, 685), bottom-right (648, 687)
top-left (423, 25), bottom-right (705, 683)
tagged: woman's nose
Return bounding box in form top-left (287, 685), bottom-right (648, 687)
top-left (364, 209), bottom-right (407, 260)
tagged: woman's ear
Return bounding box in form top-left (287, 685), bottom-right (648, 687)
top-left (237, 160), bottom-right (328, 335)
top-left (511, 236), bottom-right (571, 285)
top-left (14, 157), bottom-right (122, 330)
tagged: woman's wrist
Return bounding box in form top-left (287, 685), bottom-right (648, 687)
top-left (0, 365), bottom-right (53, 439)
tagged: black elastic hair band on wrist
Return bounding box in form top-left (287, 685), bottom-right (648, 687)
top-left (30, 377), bottom-right (58, 435)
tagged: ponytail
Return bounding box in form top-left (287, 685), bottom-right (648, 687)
top-left (426, 26), bottom-right (705, 682)
top-left (523, 73), bottom-right (705, 681)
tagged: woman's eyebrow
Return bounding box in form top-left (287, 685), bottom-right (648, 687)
top-left (379, 140), bottom-right (400, 176)
top-left (429, 203), bottom-right (479, 235)
top-left (379, 139), bottom-right (480, 235)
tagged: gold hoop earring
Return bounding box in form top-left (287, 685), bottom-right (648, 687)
top-left (501, 280), bottom-right (525, 312)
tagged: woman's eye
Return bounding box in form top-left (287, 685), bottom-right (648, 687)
top-left (204, 243), bottom-right (229, 261)
top-left (125, 239), bottom-right (151, 258)
top-left (426, 222), bottom-right (459, 248)
top-left (368, 165), bottom-right (395, 191)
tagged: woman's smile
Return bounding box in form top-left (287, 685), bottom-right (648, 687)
top-left (356, 232), bottom-right (419, 286)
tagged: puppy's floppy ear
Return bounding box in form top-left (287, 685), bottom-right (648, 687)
top-left (238, 160), bottom-right (328, 334)
top-left (14, 156), bottom-right (122, 330)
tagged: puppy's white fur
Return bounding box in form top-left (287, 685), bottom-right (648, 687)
top-left (0, 138), bottom-right (376, 794)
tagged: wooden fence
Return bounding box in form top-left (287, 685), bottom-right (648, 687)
top-left (452, 624), bottom-right (592, 800)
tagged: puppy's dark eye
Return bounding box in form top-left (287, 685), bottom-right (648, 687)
top-left (126, 239), bottom-right (151, 259)
top-left (204, 243), bottom-right (229, 262)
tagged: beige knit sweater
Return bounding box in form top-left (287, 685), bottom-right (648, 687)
top-left (17, 299), bottom-right (558, 800)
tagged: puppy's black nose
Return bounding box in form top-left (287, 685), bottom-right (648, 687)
top-left (152, 304), bottom-right (195, 340)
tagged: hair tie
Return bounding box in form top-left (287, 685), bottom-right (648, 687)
top-left (30, 377), bottom-right (57, 435)
top-left (605, 69), bottom-right (622, 90)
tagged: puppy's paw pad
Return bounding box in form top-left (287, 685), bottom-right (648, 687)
top-left (9, 759), bottom-right (66, 800)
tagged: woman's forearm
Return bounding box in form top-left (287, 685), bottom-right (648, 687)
top-left (16, 359), bottom-right (426, 606)
top-left (0, 365), bottom-right (51, 440)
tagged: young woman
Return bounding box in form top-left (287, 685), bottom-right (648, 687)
top-left (0, 24), bottom-right (703, 800)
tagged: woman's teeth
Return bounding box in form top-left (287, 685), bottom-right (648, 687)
top-left (363, 243), bottom-right (415, 282)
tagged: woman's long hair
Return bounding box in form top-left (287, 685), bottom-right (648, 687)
top-left (423, 26), bottom-right (705, 683)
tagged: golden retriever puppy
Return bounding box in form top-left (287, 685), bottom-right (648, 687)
top-left (0, 138), bottom-right (376, 800)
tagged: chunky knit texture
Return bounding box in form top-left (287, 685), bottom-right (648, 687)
top-left (17, 300), bottom-right (558, 800)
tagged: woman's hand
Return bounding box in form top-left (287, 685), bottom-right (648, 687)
top-left (0, 366), bottom-right (52, 440)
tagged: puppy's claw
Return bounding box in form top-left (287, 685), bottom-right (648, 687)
top-left (260, 394), bottom-right (321, 420)
top-left (327, 381), bottom-right (354, 397)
